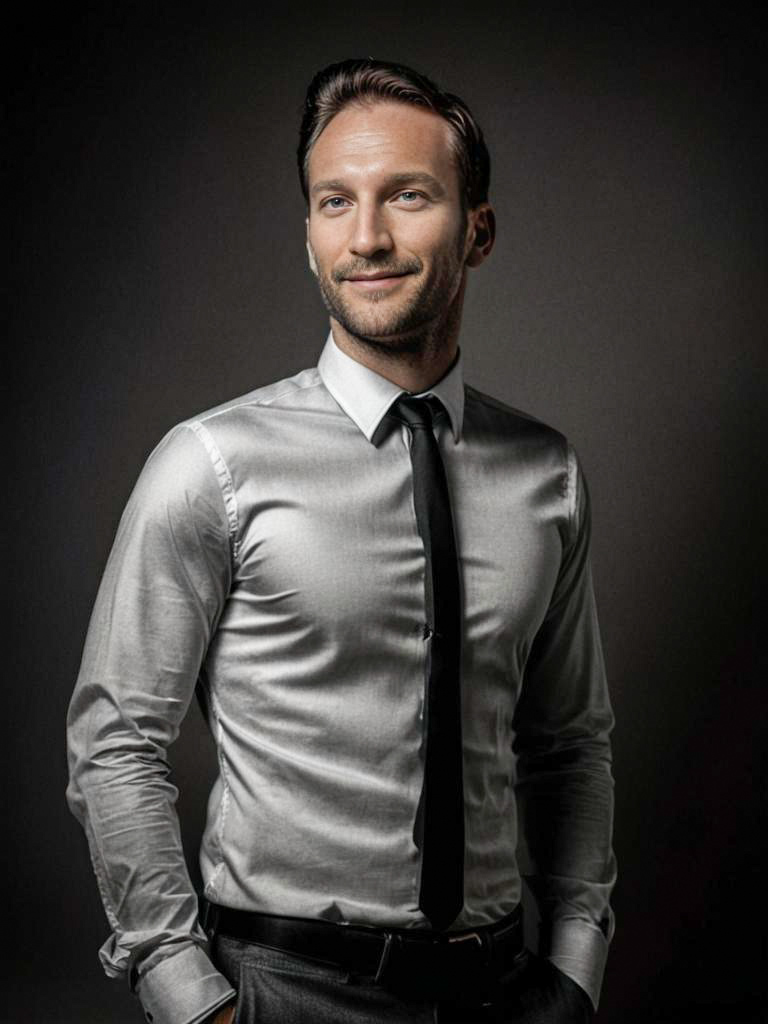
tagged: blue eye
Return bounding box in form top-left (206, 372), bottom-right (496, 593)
top-left (320, 196), bottom-right (350, 211)
top-left (399, 191), bottom-right (420, 201)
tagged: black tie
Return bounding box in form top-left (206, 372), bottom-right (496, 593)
top-left (391, 394), bottom-right (464, 931)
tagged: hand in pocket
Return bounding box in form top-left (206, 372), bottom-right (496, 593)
top-left (502, 952), bottom-right (594, 1023)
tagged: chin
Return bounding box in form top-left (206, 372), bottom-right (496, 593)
top-left (344, 315), bottom-right (425, 341)
top-left (340, 318), bottom-right (438, 357)
top-left (335, 307), bottom-right (420, 341)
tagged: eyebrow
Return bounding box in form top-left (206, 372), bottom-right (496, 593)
top-left (311, 172), bottom-right (446, 197)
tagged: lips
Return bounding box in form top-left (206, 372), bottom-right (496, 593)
top-left (343, 271), bottom-right (413, 292)
top-left (345, 271), bottom-right (410, 282)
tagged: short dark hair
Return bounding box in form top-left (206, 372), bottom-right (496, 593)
top-left (298, 58), bottom-right (490, 210)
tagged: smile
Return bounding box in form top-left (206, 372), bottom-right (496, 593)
top-left (344, 273), bottom-right (411, 290)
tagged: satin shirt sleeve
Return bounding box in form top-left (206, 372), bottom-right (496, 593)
top-left (65, 423), bottom-right (237, 1024)
top-left (512, 443), bottom-right (617, 1011)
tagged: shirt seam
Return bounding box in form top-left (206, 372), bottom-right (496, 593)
top-left (181, 422), bottom-right (236, 898)
top-left (193, 376), bottom-right (327, 425)
top-left (204, 686), bottom-right (233, 899)
top-left (257, 377), bottom-right (330, 407)
top-left (184, 422), bottom-right (241, 565)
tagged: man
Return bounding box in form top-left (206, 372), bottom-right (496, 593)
top-left (66, 58), bottom-right (616, 1024)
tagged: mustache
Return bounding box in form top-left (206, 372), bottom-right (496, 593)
top-left (332, 257), bottom-right (422, 283)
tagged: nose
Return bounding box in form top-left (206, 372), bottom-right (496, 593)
top-left (348, 203), bottom-right (393, 259)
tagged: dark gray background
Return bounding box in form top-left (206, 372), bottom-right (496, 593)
top-left (7, 5), bottom-right (765, 1022)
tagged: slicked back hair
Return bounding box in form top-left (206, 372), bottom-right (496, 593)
top-left (298, 58), bottom-right (490, 211)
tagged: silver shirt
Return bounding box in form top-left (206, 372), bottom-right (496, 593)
top-left (66, 332), bottom-right (616, 1024)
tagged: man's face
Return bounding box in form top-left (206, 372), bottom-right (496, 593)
top-left (305, 100), bottom-right (477, 353)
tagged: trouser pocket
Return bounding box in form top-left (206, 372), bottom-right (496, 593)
top-left (215, 935), bottom-right (355, 1024)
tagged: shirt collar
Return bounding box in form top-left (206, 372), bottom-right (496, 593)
top-left (317, 330), bottom-right (465, 445)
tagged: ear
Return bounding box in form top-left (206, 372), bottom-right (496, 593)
top-left (305, 219), bottom-right (318, 276)
top-left (465, 204), bottom-right (496, 268)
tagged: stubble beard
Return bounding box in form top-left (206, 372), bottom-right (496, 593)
top-left (311, 226), bottom-right (467, 361)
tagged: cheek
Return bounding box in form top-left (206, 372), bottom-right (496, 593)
top-left (308, 221), bottom-right (343, 266)
top-left (407, 215), bottom-right (466, 260)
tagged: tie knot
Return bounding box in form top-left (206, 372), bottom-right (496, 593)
top-left (392, 394), bottom-right (441, 430)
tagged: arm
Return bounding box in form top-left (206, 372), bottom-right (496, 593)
top-left (512, 443), bottom-right (617, 1013)
top-left (66, 423), bottom-right (238, 1024)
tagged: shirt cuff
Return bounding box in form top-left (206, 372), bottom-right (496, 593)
top-left (546, 918), bottom-right (609, 1013)
top-left (135, 943), bottom-right (236, 1024)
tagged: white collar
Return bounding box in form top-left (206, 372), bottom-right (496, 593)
top-left (317, 330), bottom-right (465, 445)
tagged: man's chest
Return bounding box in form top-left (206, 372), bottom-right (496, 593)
top-left (223, 428), bottom-right (566, 664)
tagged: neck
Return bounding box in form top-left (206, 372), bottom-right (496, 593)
top-left (329, 283), bottom-right (465, 394)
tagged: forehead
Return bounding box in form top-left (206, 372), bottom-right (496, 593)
top-left (308, 100), bottom-right (460, 194)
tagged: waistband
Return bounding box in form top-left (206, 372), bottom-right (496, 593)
top-left (201, 897), bottom-right (526, 995)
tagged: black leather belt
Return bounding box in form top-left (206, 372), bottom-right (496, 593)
top-left (201, 897), bottom-right (525, 994)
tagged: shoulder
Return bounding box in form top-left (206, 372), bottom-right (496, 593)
top-left (120, 422), bottom-right (227, 535)
top-left (139, 364), bottom-right (324, 479)
top-left (464, 382), bottom-right (568, 453)
top-left (463, 383), bottom-right (591, 530)
top-left (177, 366), bottom-right (325, 429)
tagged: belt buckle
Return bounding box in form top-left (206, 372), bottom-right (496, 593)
top-left (447, 929), bottom-right (483, 949)
top-left (374, 932), bottom-right (396, 984)
top-left (374, 933), bottom-right (430, 993)
top-left (446, 928), bottom-right (490, 983)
